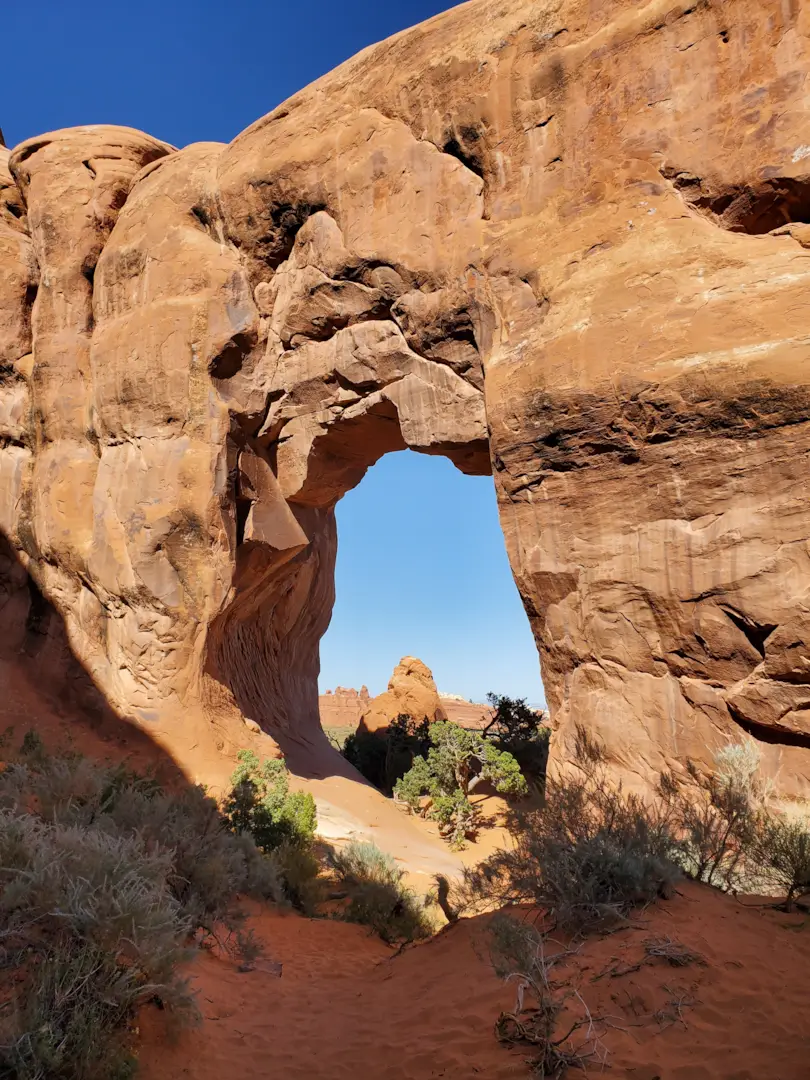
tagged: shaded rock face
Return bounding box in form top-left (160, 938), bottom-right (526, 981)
top-left (2, 0), bottom-right (810, 794)
top-left (359, 657), bottom-right (447, 733)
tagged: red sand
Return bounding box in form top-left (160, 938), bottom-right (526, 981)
top-left (139, 883), bottom-right (810, 1080)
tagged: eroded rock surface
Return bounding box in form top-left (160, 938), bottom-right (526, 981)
top-left (2, 0), bottom-right (810, 795)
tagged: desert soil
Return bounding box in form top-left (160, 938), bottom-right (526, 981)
top-left (139, 882), bottom-right (810, 1080)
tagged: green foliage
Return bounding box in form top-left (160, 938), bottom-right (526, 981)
top-left (342, 714), bottom-right (431, 794)
top-left (327, 840), bottom-right (433, 944)
top-left (267, 840), bottom-right (324, 915)
top-left (394, 721), bottom-right (528, 848)
top-left (223, 750), bottom-right (317, 853)
top-left (485, 693), bottom-right (550, 787)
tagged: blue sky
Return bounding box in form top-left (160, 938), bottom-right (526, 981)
top-left (321, 453), bottom-right (544, 704)
top-left (3, 0), bottom-right (545, 706)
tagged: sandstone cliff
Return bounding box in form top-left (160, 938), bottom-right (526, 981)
top-left (2, 0), bottom-right (810, 796)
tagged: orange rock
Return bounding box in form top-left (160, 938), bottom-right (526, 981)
top-left (359, 657), bottom-right (447, 733)
top-left (1, 1), bottom-right (810, 800)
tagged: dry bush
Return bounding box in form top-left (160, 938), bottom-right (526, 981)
top-left (660, 736), bottom-right (777, 893)
top-left (0, 810), bottom-right (196, 1079)
top-left (643, 936), bottom-right (704, 967)
top-left (754, 811), bottom-right (810, 910)
top-left (489, 914), bottom-right (607, 1078)
top-left (0, 743), bottom-right (304, 1078)
top-left (327, 840), bottom-right (433, 944)
top-left (459, 729), bottom-right (681, 932)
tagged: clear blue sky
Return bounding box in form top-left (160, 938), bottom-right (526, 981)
top-left (321, 453), bottom-right (545, 705)
top-left (2, 0), bottom-right (545, 706)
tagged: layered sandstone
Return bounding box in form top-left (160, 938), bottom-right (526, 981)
top-left (2, 0), bottom-right (810, 796)
top-left (320, 685), bottom-right (370, 729)
top-left (359, 657), bottom-right (447, 733)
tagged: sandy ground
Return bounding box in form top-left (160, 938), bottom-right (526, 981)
top-left (11, 651), bottom-right (810, 1079)
top-left (138, 881), bottom-right (810, 1080)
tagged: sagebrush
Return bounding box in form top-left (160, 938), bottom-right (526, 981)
top-left (327, 840), bottom-right (433, 944)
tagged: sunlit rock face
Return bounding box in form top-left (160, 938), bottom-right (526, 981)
top-left (2, 0), bottom-right (810, 795)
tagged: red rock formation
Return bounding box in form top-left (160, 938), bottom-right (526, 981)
top-left (359, 657), bottom-right (447, 733)
top-left (2, 0), bottom-right (810, 796)
top-left (438, 695), bottom-right (493, 731)
top-left (319, 685), bottom-right (370, 729)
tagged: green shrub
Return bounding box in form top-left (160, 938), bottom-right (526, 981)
top-left (342, 714), bottom-right (431, 794)
top-left (223, 750), bottom-right (317, 853)
top-left (342, 729), bottom-right (388, 790)
top-left (327, 840), bottom-right (433, 944)
top-left (267, 840), bottom-right (324, 915)
top-left (395, 721), bottom-right (527, 848)
top-left (484, 693), bottom-right (550, 787)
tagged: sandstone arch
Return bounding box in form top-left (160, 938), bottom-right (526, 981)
top-left (2, 0), bottom-right (810, 797)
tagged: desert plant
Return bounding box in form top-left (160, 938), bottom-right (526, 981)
top-left (395, 721), bottom-right (527, 848)
top-left (0, 810), bottom-right (196, 1080)
top-left (223, 749), bottom-right (317, 853)
top-left (489, 914), bottom-right (607, 1077)
top-left (459, 728), bottom-right (680, 930)
top-left (342, 728), bottom-right (389, 790)
top-left (342, 714), bottom-right (431, 794)
top-left (661, 737), bottom-right (771, 892)
top-left (485, 694), bottom-right (551, 786)
top-left (267, 839), bottom-right (324, 915)
top-left (327, 840), bottom-right (432, 944)
top-left (0, 744), bottom-right (308, 1078)
top-left (754, 811), bottom-right (810, 910)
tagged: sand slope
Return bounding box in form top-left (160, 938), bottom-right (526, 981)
top-left (139, 882), bottom-right (810, 1080)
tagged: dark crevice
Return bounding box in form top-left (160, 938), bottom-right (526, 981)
top-left (727, 702), bottom-right (810, 750)
top-left (210, 332), bottom-right (253, 380)
top-left (82, 159), bottom-right (97, 180)
top-left (249, 198), bottom-right (328, 271)
top-left (25, 577), bottom-right (50, 637)
top-left (191, 204), bottom-right (211, 229)
top-left (662, 167), bottom-right (810, 234)
top-left (441, 134), bottom-right (485, 181)
top-left (721, 607), bottom-right (777, 658)
top-left (235, 498), bottom-right (251, 546)
top-left (6, 202), bottom-right (23, 220)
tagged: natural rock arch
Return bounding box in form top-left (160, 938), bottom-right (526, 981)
top-left (2, 0), bottom-right (810, 796)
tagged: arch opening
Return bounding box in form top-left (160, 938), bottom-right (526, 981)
top-left (318, 449), bottom-right (546, 741)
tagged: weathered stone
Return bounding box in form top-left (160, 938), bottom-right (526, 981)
top-left (1, 0), bottom-right (810, 798)
top-left (359, 657), bottom-right (447, 733)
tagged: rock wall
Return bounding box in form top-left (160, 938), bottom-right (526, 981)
top-left (2, 0), bottom-right (810, 794)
